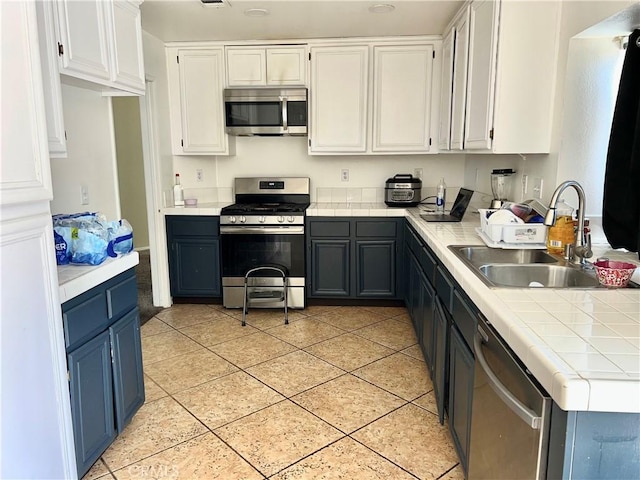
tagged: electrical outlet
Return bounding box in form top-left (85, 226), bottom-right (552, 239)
top-left (414, 168), bottom-right (423, 179)
top-left (80, 184), bottom-right (89, 205)
top-left (341, 169), bottom-right (349, 182)
top-left (196, 169), bottom-right (203, 182)
top-left (532, 177), bottom-right (543, 200)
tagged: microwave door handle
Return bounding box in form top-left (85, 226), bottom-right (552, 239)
top-left (474, 327), bottom-right (542, 429)
top-left (281, 97), bottom-right (288, 131)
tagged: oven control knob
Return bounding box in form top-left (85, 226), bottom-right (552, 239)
top-left (277, 216), bottom-right (285, 223)
top-left (229, 216), bottom-right (237, 224)
top-left (287, 216), bottom-right (294, 223)
top-left (259, 216), bottom-right (266, 223)
top-left (240, 216), bottom-right (246, 224)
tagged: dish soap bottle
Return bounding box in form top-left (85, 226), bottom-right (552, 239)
top-left (173, 173), bottom-right (184, 207)
top-left (546, 198), bottom-right (574, 254)
top-left (436, 177), bottom-right (446, 213)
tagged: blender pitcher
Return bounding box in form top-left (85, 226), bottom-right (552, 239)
top-left (490, 169), bottom-right (515, 208)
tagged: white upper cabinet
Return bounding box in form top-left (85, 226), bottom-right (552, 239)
top-left (107, 1), bottom-right (145, 92)
top-left (437, 29), bottom-right (455, 151)
top-left (35, 1), bottom-right (67, 158)
top-left (450, 6), bottom-right (470, 151)
top-left (309, 45), bottom-right (369, 153)
top-left (441, 0), bottom-right (560, 154)
top-left (2, 0), bottom-right (53, 205)
top-left (54, 0), bottom-right (111, 82)
top-left (464, 0), bottom-right (498, 150)
top-left (167, 48), bottom-right (234, 155)
top-left (310, 41), bottom-right (438, 155)
top-left (53, 0), bottom-right (145, 95)
top-left (226, 46), bottom-right (307, 86)
top-left (372, 44), bottom-right (434, 153)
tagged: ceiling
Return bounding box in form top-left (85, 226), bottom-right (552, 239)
top-left (140, 0), bottom-right (464, 42)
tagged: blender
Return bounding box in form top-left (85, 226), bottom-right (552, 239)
top-left (490, 169), bottom-right (515, 208)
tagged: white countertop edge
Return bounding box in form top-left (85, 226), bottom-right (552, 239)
top-left (58, 252), bottom-right (139, 304)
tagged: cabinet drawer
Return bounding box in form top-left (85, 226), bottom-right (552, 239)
top-left (452, 290), bottom-right (478, 351)
top-left (106, 273), bottom-right (138, 321)
top-left (436, 265), bottom-right (455, 313)
top-left (356, 220), bottom-right (397, 237)
top-left (166, 216), bottom-right (219, 237)
top-left (63, 291), bottom-right (109, 352)
top-left (309, 221), bottom-right (350, 237)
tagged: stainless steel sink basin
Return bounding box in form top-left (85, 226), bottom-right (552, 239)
top-left (478, 264), bottom-right (600, 288)
top-left (448, 245), bottom-right (606, 289)
top-left (454, 246), bottom-right (558, 268)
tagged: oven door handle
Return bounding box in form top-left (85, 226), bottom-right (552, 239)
top-left (220, 226), bottom-right (305, 235)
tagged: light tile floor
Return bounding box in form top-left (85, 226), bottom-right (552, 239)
top-left (83, 304), bottom-right (465, 480)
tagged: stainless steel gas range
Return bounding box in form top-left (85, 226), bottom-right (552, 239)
top-left (220, 177), bottom-right (310, 309)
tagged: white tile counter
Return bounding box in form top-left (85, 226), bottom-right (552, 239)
top-left (163, 202), bottom-right (228, 216)
top-left (57, 252), bottom-right (139, 304)
top-left (309, 202), bottom-right (640, 413)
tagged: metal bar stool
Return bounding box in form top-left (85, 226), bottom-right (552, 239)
top-left (242, 266), bottom-right (288, 326)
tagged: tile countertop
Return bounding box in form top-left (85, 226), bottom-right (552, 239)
top-left (57, 251), bottom-right (139, 304)
top-left (164, 202), bottom-right (229, 216)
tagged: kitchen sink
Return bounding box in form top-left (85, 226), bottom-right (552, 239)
top-left (478, 264), bottom-right (600, 288)
top-left (448, 245), bottom-right (606, 289)
top-left (454, 246), bottom-right (558, 268)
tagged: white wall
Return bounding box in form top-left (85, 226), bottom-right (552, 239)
top-left (173, 137), bottom-right (467, 202)
top-left (50, 84), bottom-right (120, 219)
top-left (557, 37), bottom-right (623, 218)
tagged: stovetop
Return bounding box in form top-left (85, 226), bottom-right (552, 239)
top-left (221, 202), bottom-right (309, 215)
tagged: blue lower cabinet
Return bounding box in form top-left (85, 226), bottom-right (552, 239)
top-left (110, 308), bottom-right (145, 433)
top-left (68, 331), bottom-right (116, 477)
top-left (62, 268), bottom-right (144, 478)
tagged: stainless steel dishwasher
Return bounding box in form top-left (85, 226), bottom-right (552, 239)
top-left (468, 316), bottom-right (552, 479)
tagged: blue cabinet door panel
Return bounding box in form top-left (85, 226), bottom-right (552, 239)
top-left (68, 331), bottom-right (116, 478)
top-left (309, 239), bottom-right (351, 296)
top-left (110, 308), bottom-right (145, 432)
top-left (356, 240), bottom-right (396, 297)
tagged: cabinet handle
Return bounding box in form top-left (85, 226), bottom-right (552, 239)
top-left (57, 42), bottom-right (64, 56)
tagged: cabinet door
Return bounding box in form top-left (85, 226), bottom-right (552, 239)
top-left (421, 273), bottom-right (435, 367)
top-left (309, 46), bottom-right (369, 153)
top-left (55, 0), bottom-right (111, 82)
top-left (35, 1), bottom-right (67, 157)
top-left (448, 326), bottom-right (474, 474)
top-left (309, 239), bottom-right (350, 297)
top-left (169, 237), bottom-right (222, 297)
top-left (107, 0), bottom-right (145, 93)
top-left (451, 7), bottom-right (470, 150)
top-left (433, 297), bottom-right (449, 425)
top-left (68, 331), bottom-right (116, 479)
top-left (372, 44), bottom-right (434, 152)
top-left (437, 30), bottom-right (454, 151)
top-left (178, 49), bottom-right (228, 154)
top-left (226, 48), bottom-right (266, 86)
top-left (266, 47), bottom-right (306, 85)
top-left (110, 308), bottom-right (145, 433)
top-left (464, 0), bottom-right (499, 150)
top-left (356, 240), bottom-right (396, 297)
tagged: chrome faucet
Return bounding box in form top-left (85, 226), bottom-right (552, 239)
top-left (544, 180), bottom-right (592, 265)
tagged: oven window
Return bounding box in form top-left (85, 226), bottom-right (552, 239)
top-left (221, 233), bottom-right (305, 278)
top-left (225, 102), bottom-right (282, 127)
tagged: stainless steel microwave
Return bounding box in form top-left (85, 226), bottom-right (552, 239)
top-left (223, 88), bottom-right (308, 136)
